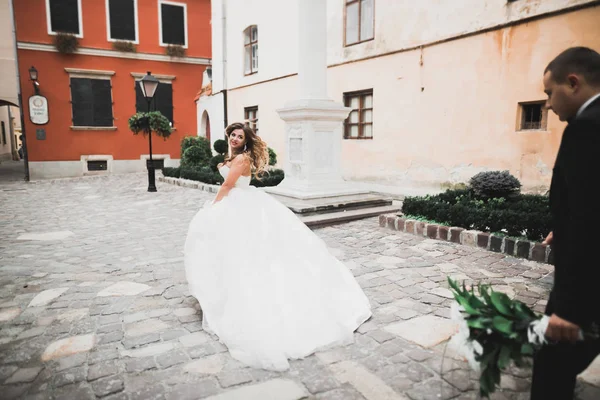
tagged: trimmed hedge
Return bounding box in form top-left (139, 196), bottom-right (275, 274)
top-left (162, 167), bottom-right (180, 178)
top-left (180, 166), bottom-right (224, 185)
top-left (251, 169), bottom-right (285, 187)
top-left (174, 166), bottom-right (284, 188)
top-left (401, 189), bottom-right (551, 241)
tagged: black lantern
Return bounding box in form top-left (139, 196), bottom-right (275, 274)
top-left (28, 66), bottom-right (38, 81)
top-left (29, 66), bottom-right (40, 94)
top-left (139, 71), bottom-right (160, 192)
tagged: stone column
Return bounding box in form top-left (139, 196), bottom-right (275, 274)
top-left (267, 0), bottom-right (364, 199)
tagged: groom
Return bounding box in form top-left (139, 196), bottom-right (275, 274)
top-left (531, 47), bottom-right (600, 399)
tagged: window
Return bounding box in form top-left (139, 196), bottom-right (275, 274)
top-left (244, 106), bottom-right (258, 135)
top-left (46, 0), bottom-right (83, 37)
top-left (136, 82), bottom-right (174, 125)
top-left (244, 26), bottom-right (258, 75)
top-left (518, 101), bottom-right (547, 131)
top-left (344, 90), bottom-right (373, 139)
top-left (345, 0), bottom-right (374, 46)
top-left (87, 160), bottom-right (108, 171)
top-left (159, 1), bottom-right (187, 47)
top-left (1, 122), bottom-right (6, 144)
top-left (68, 71), bottom-right (114, 128)
top-left (106, 0), bottom-right (138, 42)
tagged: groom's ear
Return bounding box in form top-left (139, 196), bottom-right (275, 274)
top-left (566, 74), bottom-right (581, 91)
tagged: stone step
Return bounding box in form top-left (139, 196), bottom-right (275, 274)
top-left (301, 205), bottom-right (401, 228)
top-left (271, 192), bottom-right (393, 216)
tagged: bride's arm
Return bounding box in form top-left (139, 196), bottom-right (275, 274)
top-left (213, 155), bottom-right (250, 204)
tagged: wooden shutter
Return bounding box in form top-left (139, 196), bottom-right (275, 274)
top-left (71, 78), bottom-right (113, 127)
top-left (161, 4), bottom-right (185, 45)
top-left (92, 80), bottom-right (114, 127)
top-left (49, 0), bottom-right (79, 34)
top-left (109, 0), bottom-right (136, 41)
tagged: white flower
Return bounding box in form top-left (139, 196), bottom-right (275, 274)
top-left (528, 315), bottom-right (549, 346)
top-left (448, 303), bottom-right (482, 372)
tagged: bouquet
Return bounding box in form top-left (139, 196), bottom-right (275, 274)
top-left (446, 277), bottom-right (598, 398)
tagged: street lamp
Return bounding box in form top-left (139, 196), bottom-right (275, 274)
top-left (29, 66), bottom-right (40, 95)
top-left (139, 71), bottom-right (160, 192)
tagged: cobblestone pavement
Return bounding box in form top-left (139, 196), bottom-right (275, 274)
top-left (0, 174), bottom-right (598, 400)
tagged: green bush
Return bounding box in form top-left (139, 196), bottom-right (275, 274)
top-left (470, 170), bottom-right (522, 199)
top-left (180, 166), bottom-right (224, 185)
top-left (213, 139), bottom-right (228, 155)
top-left (209, 154), bottom-right (225, 172)
top-left (162, 167), bottom-right (180, 178)
top-left (181, 136), bottom-right (212, 161)
top-left (401, 189), bottom-right (551, 241)
top-left (268, 147), bottom-right (277, 166)
top-left (182, 146), bottom-right (212, 168)
top-left (251, 169), bottom-right (284, 187)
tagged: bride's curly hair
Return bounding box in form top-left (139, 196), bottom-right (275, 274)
top-left (224, 122), bottom-right (269, 177)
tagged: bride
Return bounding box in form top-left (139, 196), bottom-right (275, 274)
top-left (184, 122), bottom-right (372, 371)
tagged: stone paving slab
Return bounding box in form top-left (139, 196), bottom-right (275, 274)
top-left (0, 174), bottom-right (597, 400)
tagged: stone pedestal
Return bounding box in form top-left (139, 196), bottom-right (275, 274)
top-left (266, 0), bottom-right (366, 200)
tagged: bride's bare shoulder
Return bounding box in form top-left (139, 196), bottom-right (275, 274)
top-left (232, 153), bottom-right (251, 165)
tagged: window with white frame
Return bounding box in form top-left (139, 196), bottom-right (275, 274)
top-left (159, 1), bottom-right (187, 47)
top-left (46, 0), bottom-right (83, 37)
top-left (344, 89), bottom-right (373, 139)
top-left (66, 69), bottom-right (115, 128)
top-left (345, 0), bottom-right (374, 46)
top-left (106, 0), bottom-right (138, 42)
top-left (244, 106), bottom-right (258, 135)
top-left (244, 26), bottom-right (258, 75)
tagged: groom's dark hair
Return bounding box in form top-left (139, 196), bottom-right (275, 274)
top-left (545, 47), bottom-right (600, 86)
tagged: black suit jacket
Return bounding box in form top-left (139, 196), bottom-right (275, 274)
top-left (547, 95), bottom-right (600, 327)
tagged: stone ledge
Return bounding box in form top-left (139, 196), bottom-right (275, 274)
top-left (158, 176), bottom-right (220, 194)
top-left (379, 214), bottom-right (551, 264)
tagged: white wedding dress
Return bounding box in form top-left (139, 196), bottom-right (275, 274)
top-left (184, 165), bottom-right (372, 371)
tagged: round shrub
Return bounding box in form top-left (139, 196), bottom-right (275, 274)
top-left (213, 139), bottom-right (228, 155)
top-left (469, 170), bottom-right (521, 199)
top-left (182, 146), bottom-right (211, 168)
top-left (209, 154), bottom-right (225, 172)
top-left (181, 136), bottom-right (212, 161)
top-left (268, 147), bottom-right (277, 166)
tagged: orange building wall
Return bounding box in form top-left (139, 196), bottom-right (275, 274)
top-left (14, 0), bottom-right (211, 165)
top-left (14, 0), bottom-right (211, 57)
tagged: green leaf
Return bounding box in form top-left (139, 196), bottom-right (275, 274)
top-left (490, 291), bottom-right (513, 317)
top-left (457, 296), bottom-right (480, 315)
top-left (467, 317), bottom-right (491, 329)
top-left (467, 291), bottom-right (486, 309)
top-left (521, 343), bottom-right (534, 356)
top-left (492, 316), bottom-right (513, 334)
top-left (498, 345), bottom-right (512, 369)
top-left (514, 302), bottom-right (537, 319)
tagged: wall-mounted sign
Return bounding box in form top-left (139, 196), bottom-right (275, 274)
top-left (29, 95), bottom-right (49, 125)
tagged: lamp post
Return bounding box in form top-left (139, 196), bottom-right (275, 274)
top-left (139, 71), bottom-right (159, 192)
top-left (28, 66), bottom-right (40, 95)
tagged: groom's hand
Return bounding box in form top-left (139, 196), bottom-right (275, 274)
top-left (546, 314), bottom-right (580, 343)
top-left (542, 231), bottom-right (553, 246)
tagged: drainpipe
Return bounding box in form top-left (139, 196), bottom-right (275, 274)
top-left (9, 0), bottom-right (29, 180)
top-left (221, 0), bottom-right (228, 130)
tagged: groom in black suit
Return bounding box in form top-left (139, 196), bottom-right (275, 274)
top-left (531, 47), bottom-right (600, 399)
